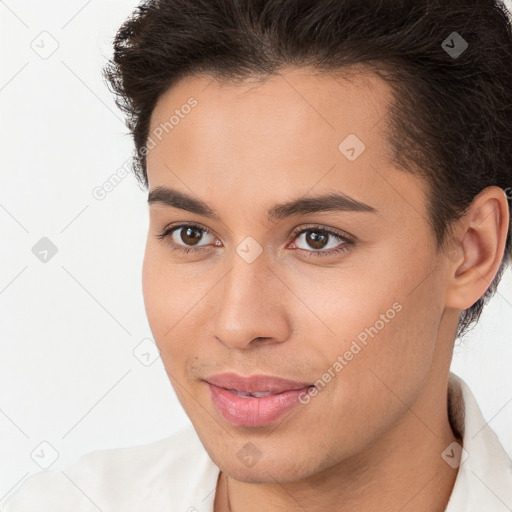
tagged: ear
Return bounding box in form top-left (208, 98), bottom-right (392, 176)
top-left (444, 186), bottom-right (510, 310)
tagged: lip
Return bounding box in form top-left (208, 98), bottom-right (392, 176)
top-left (204, 373), bottom-right (312, 427)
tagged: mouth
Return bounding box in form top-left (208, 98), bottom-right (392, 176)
top-left (204, 372), bottom-right (312, 394)
top-left (226, 389), bottom-right (278, 398)
top-left (203, 373), bottom-right (313, 427)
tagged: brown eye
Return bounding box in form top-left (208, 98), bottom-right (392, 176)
top-left (156, 223), bottom-right (218, 254)
top-left (304, 230), bottom-right (330, 250)
top-left (295, 228), bottom-right (345, 252)
top-left (166, 225), bottom-right (215, 247)
top-left (290, 225), bottom-right (355, 258)
top-left (179, 226), bottom-right (204, 246)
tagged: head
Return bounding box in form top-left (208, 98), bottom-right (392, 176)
top-left (104, 0), bottom-right (512, 484)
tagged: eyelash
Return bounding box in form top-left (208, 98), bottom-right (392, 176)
top-left (156, 223), bottom-right (354, 258)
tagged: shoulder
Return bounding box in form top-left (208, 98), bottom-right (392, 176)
top-left (445, 372), bottom-right (512, 511)
top-left (1, 427), bottom-right (220, 512)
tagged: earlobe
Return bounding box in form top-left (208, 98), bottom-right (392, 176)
top-left (445, 187), bottom-right (509, 310)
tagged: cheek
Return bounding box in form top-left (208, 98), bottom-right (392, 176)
top-left (285, 259), bottom-right (404, 350)
top-left (300, 243), bottom-right (442, 378)
top-left (141, 242), bottom-right (165, 334)
top-left (142, 242), bottom-right (184, 353)
top-left (142, 251), bottom-right (197, 408)
top-left (141, 241), bottom-right (211, 370)
top-left (315, 255), bottom-right (444, 421)
top-left (287, 261), bottom-right (443, 458)
top-left (142, 238), bottom-right (188, 327)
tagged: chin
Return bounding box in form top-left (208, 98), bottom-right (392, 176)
top-left (224, 464), bottom-right (307, 484)
top-left (213, 445), bottom-right (324, 484)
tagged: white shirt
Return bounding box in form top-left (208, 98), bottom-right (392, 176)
top-left (3, 372), bottom-right (512, 512)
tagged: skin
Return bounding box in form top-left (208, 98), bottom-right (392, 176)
top-left (141, 66), bottom-right (509, 511)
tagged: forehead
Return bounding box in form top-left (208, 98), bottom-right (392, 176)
top-left (146, 67), bottom-right (427, 227)
top-left (148, 66), bottom-right (395, 157)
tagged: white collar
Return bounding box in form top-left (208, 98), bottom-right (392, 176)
top-left (444, 372), bottom-right (512, 511)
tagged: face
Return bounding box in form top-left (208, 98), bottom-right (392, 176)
top-left (142, 67), bottom-right (453, 483)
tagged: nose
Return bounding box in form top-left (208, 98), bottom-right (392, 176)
top-left (213, 252), bottom-right (291, 350)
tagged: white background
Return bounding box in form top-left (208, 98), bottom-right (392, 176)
top-left (1, 0), bottom-right (511, 504)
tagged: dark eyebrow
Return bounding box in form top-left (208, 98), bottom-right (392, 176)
top-left (147, 186), bottom-right (377, 221)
